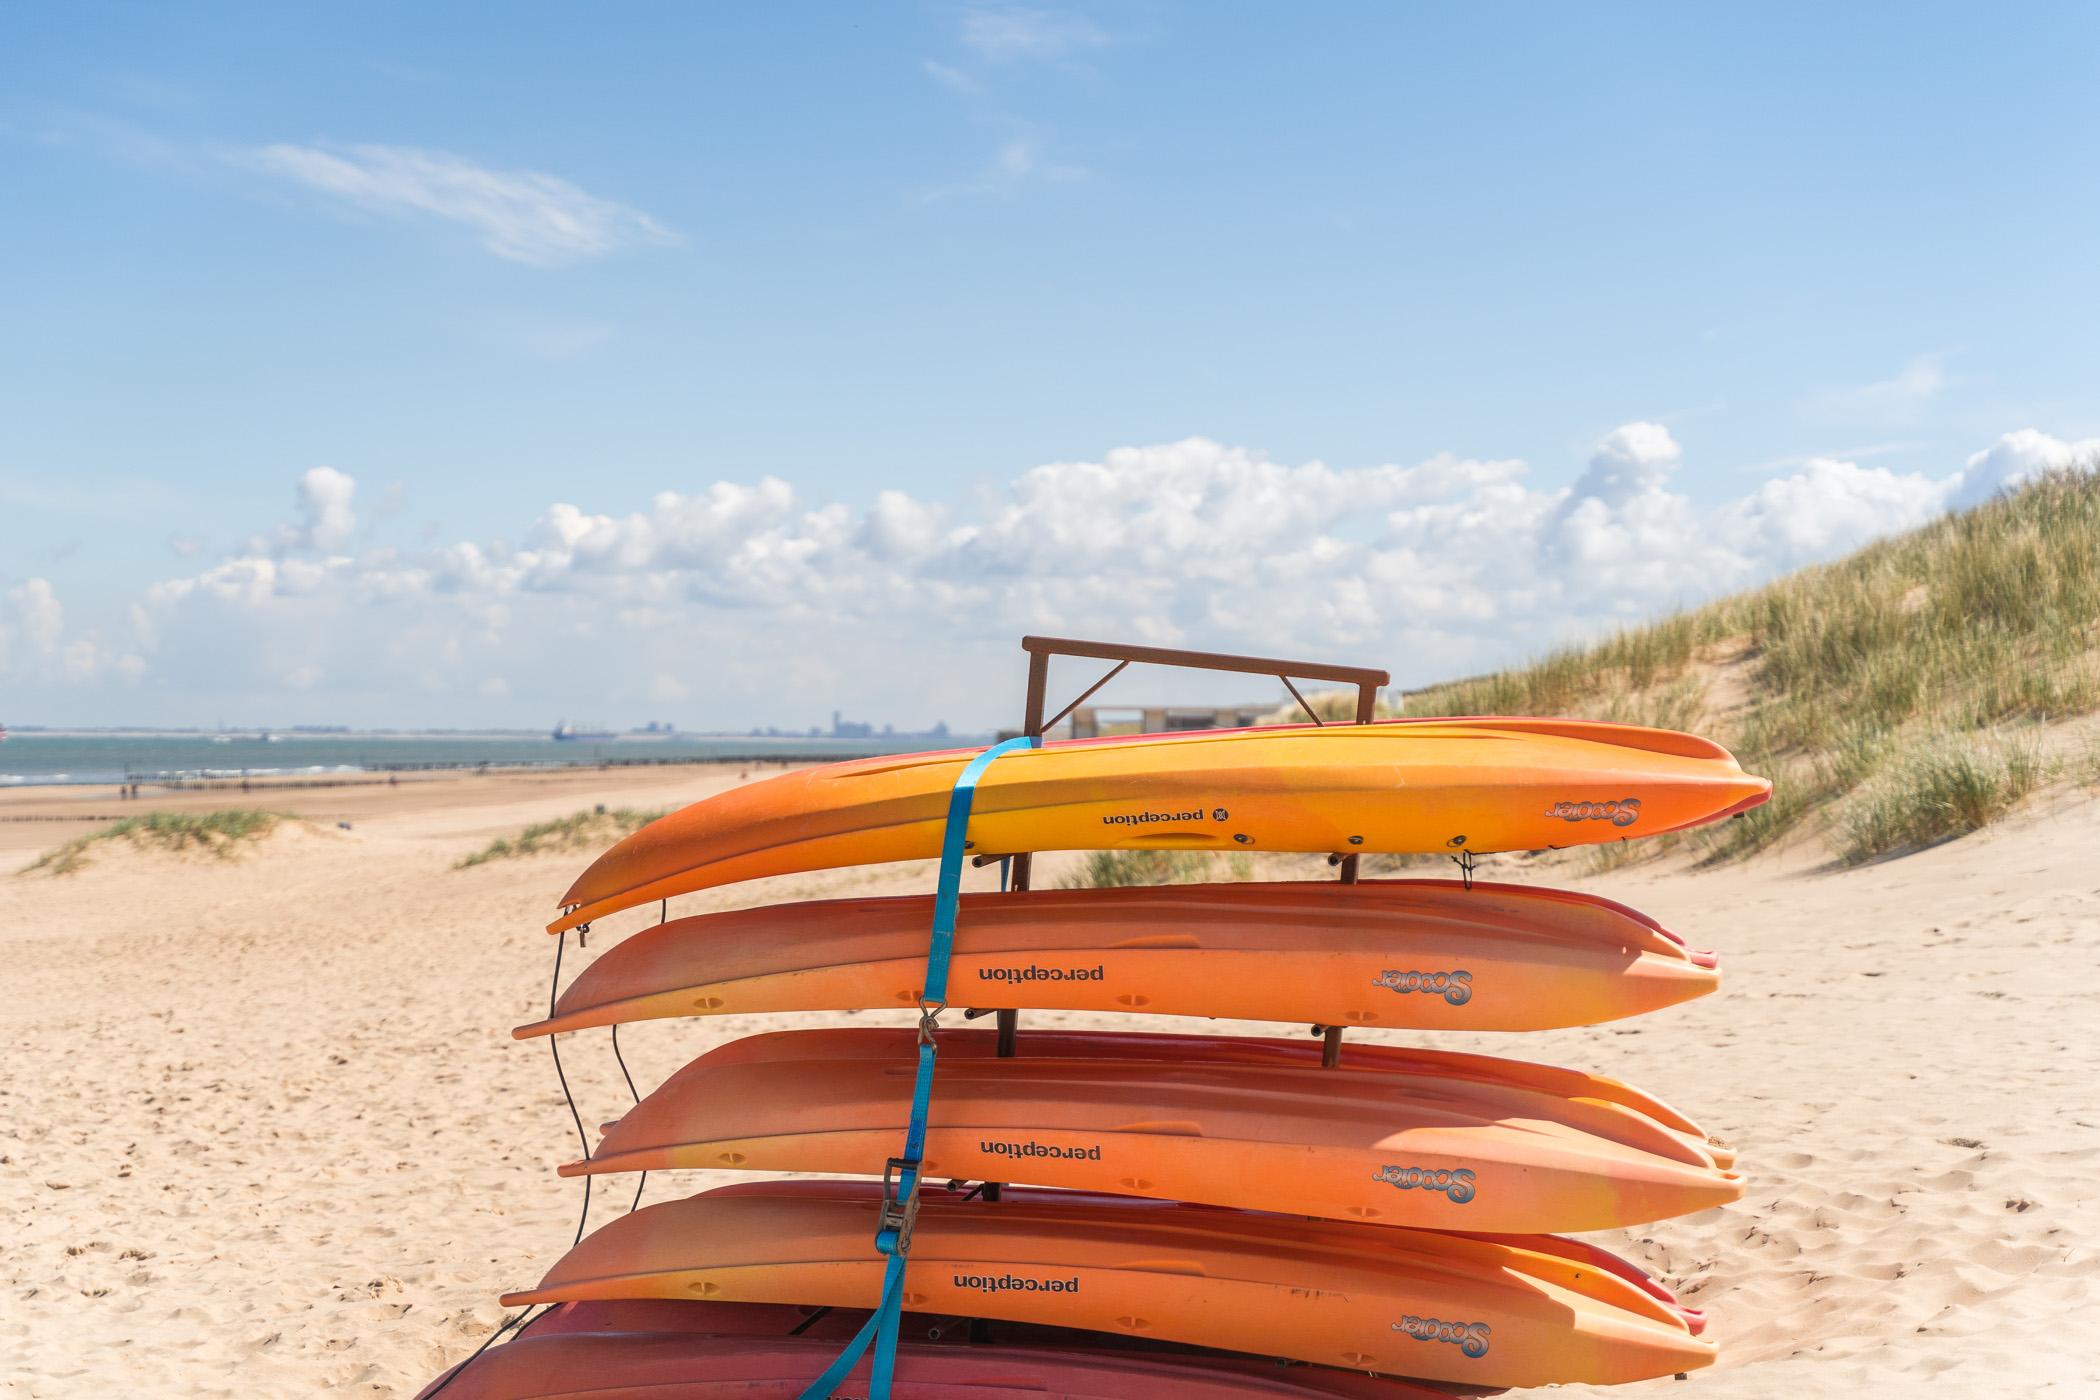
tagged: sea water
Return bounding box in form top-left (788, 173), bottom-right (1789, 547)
top-left (0, 732), bottom-right (951, 787)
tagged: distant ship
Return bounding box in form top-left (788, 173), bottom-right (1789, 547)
top-left (551, 720), bottom-right (616, 741)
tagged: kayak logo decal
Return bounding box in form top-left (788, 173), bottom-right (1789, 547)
top-left (952, 1272), bottom-right (1080, 1295)
top-left (1373, 969), bottom-right (1473, 1005)
top-left (977, 963), bottom-right (1106, 984)
top-left (1102, 808), bottom-right (1208, 827)
top-left (978, 1139), bottom-right (1103, 1162)
top-left (1545, 797), bottom-right (1642, 827)
top-left (1373, 1164), bottom-right (1477, 1204)
top-left (1394, 1314), bottom-right (1491, 1358)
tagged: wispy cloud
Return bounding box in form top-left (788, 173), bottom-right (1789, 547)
top-left (959, 5), bottom-right (1109, 61)
top-left (239, 142), bottom-right (678, 267)
top-left (923, 59), bottom-right (984, 95)
top-left (920, 137), bottom-right (1090, 202)
top-left (1810, 353), bottom-right (1955, 425)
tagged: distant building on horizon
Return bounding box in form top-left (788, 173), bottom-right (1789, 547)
top-left (830, 710), bottom-right (875, 739)
top-left (816, 712), bottom-right (955, 741)
top-left (1059, 703), bottom-right (1271, 740)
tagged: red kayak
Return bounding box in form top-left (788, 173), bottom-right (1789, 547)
top-left (416, 1299), bottom-right (1459, 1398)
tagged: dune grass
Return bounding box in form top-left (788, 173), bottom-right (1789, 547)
top-left (455, 806), bottom-right (671, 868)
top-left (20, 809), bottom-right (290, 876)
top-left (1395, 467), bottom-right (2100, 862)
top-left (1059, 849), bottom-right (1254, 888)
top-left (1832, 733), bottom-right (2050, 865)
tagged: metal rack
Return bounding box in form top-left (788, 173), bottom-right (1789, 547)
top-left (986, 635), bottom-right (1391, 1156)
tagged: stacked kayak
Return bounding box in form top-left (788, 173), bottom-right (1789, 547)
top-left (418, 1299), bottom-right (1460, 1398)
top-left (520, 879), bottom-right (1721, 1035)
top-left (499, 1183), bottom-right (1718, 1390)
top-left (546, 718), bottom-right (1771, 930)
top-left (431, 711), bottom-right (1765, 1396)
top-left (561, 1028), bottom-right (1741, 1233)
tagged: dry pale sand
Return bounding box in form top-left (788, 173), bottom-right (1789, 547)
top-left (3, 765), bottom-right (2097, 1397)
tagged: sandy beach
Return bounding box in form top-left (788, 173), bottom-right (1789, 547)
top-left (4, 764), bottom-right (2096, 1397)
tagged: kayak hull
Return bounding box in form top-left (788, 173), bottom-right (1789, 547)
top-left (681, 1025), bottom-right (1735, 1169)
top-left (519, 879), bottom-right (1718, 1037)
top-left (502, 1181), bottom-right (1717, 1389)
top-left (567, 1029), bottom-right (1740, 1234)
top-left (416, 1300), bottom-right (1450, 1399)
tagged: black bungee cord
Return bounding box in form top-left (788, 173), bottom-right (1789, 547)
top-left (426, 921), bottom-right (598, 1394)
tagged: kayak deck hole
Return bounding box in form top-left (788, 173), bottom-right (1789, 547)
top-left (685, 1282), bottom-right (722, 1297)
top-left (1110, 934), bottom-right (1202, 950)
top-left (1114, 995), bottom-right (1153, 1008)
top-left (691, 996), bottom-right (725, 1010)
top-left (1124, 1260), bottom-right (1207, 1278)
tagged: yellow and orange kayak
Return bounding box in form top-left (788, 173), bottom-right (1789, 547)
top-left (566, 1028), bottom-right (1740, 1233)
top-left (519, 878), bottom-right (1717, 1037)
top-left (550, 719), bottom-right (1770, 930)
top-left (502, 1181), bottom-right (1719, 1388)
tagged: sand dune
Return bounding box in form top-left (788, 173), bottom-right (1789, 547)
top-left (4, 767), bottom-right (2096, 1396)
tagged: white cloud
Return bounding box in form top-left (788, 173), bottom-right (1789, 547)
top-left (1952, 428), bottom-right (2100, 508)
top-left (15, 422), bottom-right (2072, 724)
top-left (1713, 456), bottom-right (1951, 570)
top-left (240, 466), bottom-right (359, 557)
top-left (2, 578), bottom-right (144, 687)
top-left (959, 6), bottom-right (1109, 60)
top-left (111, 425), bottom-right (2088, 725)
top-left (1563, 421), bottom-right (1681, 507)
top-left (298, 466), bottom-right (357, 550)
top-left (8, 578), bottom-right (65, 653)
top-left (240, 142), bottom-right (677, 267)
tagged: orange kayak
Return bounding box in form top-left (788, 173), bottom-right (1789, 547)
top-left (417, 1300), bottom-right (1448, 1398)
top-left (674, 1025), bottom-right (1735, 1169)
top-left (519, 878), bottom-right (1717, 1037)
top-left (567, 1028), bottom-right (1740, 1233)
top-left (502, 1180), bottom-right (1718, 1388)
top-left (550, 719), bottom-right (1770, 930)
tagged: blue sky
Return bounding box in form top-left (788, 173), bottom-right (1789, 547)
top-left (3, 3), bottom-right (2097, 729)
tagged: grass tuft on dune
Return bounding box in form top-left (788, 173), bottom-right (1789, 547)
top-left (20, 809), bottom-right (290, 876)
top-left (455, 806), bottom-right (670, 869)
top-left (1835, 734), bottom-right (2050, 865)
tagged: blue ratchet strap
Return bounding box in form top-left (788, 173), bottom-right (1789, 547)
top-left (797, 733), bottom-right (1040, 1400)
